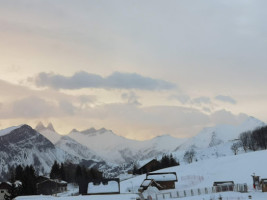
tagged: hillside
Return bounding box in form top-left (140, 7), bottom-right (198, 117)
top-left (121, 149), bottom-right (267, 198)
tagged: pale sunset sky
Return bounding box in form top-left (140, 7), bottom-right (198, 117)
top-left (0, 0), bottom-right (267, 140)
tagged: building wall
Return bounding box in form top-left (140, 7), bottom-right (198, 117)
top-left (157, 181), bottom-right (175, 190)
top-left (0, 189), bottom-right (9, 200)
top-left (37, 181), bottom-right (67, 195)
top-left (262, 184), bottom-right (267, 192)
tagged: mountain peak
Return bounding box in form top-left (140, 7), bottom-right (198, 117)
top-left (47, 123), bottom-right (55, 132)
top-left (70, 128), bottom-right (79, 134)
top-left (35, 121), bottom-right (46, 132)
top-left (81, 127), bottom-right (97, 134)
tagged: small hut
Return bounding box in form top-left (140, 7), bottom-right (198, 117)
top-left (87, 179), bottom-right (120, 195)
top-left (146, 172), bottom-right (178, 190)
top-left (213, 181), bottom-right (234, 192)
top-left (138, 179), bottom-right (162, 192)
top-left (36, 179), bottom-right (67, 195)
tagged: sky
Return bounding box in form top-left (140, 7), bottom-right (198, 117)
top-left (0, 0), bottom-right (267, 140)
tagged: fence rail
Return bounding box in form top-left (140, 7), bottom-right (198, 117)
top-left (154, 184), bottom-right (248, 200)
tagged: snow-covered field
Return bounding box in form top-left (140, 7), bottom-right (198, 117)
top-left (15, 149), bottom-right (267, 200)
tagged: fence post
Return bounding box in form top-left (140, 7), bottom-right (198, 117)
top-left (191, 189), bottom-right (194, 196)
top-left (184, 190), bottom-right (186, 197)
top-left (198, 188), bottom-right (201, 195)
top-left (177, 191), bottom-right (179, 198)
top-left (205, 187), bottom-right (208, 194)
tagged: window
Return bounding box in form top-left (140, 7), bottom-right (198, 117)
top-left (1, 190), bottom-right (4, 193)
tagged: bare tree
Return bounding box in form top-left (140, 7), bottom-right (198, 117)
top-left (183, 148), bottom-right (196, 164)
top-left (231, 142), bottom-right (241, 155)
top-left (239, 131), bottom-right (251, 152)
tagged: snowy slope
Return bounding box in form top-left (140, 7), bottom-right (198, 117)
top-left (15, 150), bottom-right (267, 199)
top-left (0, 125), bottom-right (22, 136)
top-left (176, 116), bottom-right (265, 150)
top-left (55, 136), bottom-right (103, 161)
top-left (121, 149), bottom-right (267, 192)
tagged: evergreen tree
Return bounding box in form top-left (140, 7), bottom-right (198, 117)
top-left (60, 163), bottom-right (66, 181)
top-left (75, 165), bottom-right (82, 184)
top-left (21, 165), bottom-right (37, 195)
top-left (50, 161), bottom-right (60, 179)
top-left (132, 164), bottom-right (138, 175)
top-left (170, 154), bottom-right (179, 166)
top-left (15, 165), bottom-right (23, 181)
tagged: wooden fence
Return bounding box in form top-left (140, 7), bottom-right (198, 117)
top-left (154, 184), bottom-right (248, 200)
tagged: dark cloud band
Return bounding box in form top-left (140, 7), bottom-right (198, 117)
top-left (33, 71), bottom-right (176, 90)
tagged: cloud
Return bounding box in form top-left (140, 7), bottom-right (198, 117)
top-left (0, 95), bottom-right (78, 119)
top-left (191, 97), bottom-right (211, 105)
top-left (168, 94), bottom-right (190, 104)
top-left (210, 109), bottom-right (248, 125)
top-left (58, 100), bottom-right (76, 115)
top-left (121, 92), bottom-right (141, 106)
top-left (11, 96), bottom-right (56, 118)
top-left (215, 95), bottom-right (237, 104)
top-left (32, 71), bottom-right (176, 90)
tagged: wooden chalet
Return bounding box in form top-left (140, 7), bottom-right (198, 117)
top-left (0, 182), bottom-right (12, 200)
top-left (145, 172), bottom-right (178, 190)
top-left (213, 181), bottom-right (234, 192)
top-left (36, 178), bottom-right (67, 195)
top-left (260, 178), bottom-right (267, 192)
top-left (86, 178), bottom-right (120, 195)
top-left (135, 159), bottom-right (160, 175)
top-left (138, 179), bottom-right (162, 192)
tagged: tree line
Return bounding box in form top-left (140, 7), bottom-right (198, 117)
top-left (4, 161), bottom-right (102, 199)
top-left (231, 125), bottom-right (267, 155)
top-left (239, 126), bottom-right (267, 152)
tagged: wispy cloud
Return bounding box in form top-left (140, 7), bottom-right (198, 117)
top-left (215, 95), bottom-right (237, 104)
top-left (121, 91), bottom-right (141, 106)
top-left (31, 71), bottom-right (176, 91)
top-left (168, 94), bottom-right (190, 104)
top-left (191, 96), bottom-right (211, 105)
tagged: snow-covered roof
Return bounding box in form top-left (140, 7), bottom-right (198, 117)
top-left (87, 181), bottom-right (119, 194)
top-left (141, 180), bottom-right (152, 187)
top-left (147, 173), bottom-right (177, 182)
top-left (136, 158), bottom-right (156, 169)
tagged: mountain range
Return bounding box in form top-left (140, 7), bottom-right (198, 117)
top-left (0, 116), bottom-right (265, 179)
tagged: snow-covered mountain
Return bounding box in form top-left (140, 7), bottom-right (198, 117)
top-left (176, 116), bottom-right (265, 150)
top-left (55, 136), bottom-right (103, 161)
top-left (35, 116), bottom-right (265, 164)
top-left (0, 125), bottom-right (80, 177)
top-left (0, 115), bottom-right (265, 179)
top-left (35, 122), bottom-right (62, 144)
top-left (68, 128), bottom-right (186, 164)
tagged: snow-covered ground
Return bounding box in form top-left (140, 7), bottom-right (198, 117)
top-left (15, 149), bottom-right (267, 200)
top-left (122, 150), bottom-right (267, 192)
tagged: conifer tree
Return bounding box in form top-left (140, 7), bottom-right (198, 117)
top-left (50, 161), bottom-right (60, 179)
top-left (60, 163), bottom-right (66, 181)
top-left (15, 165), bottom-right (23, 181)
